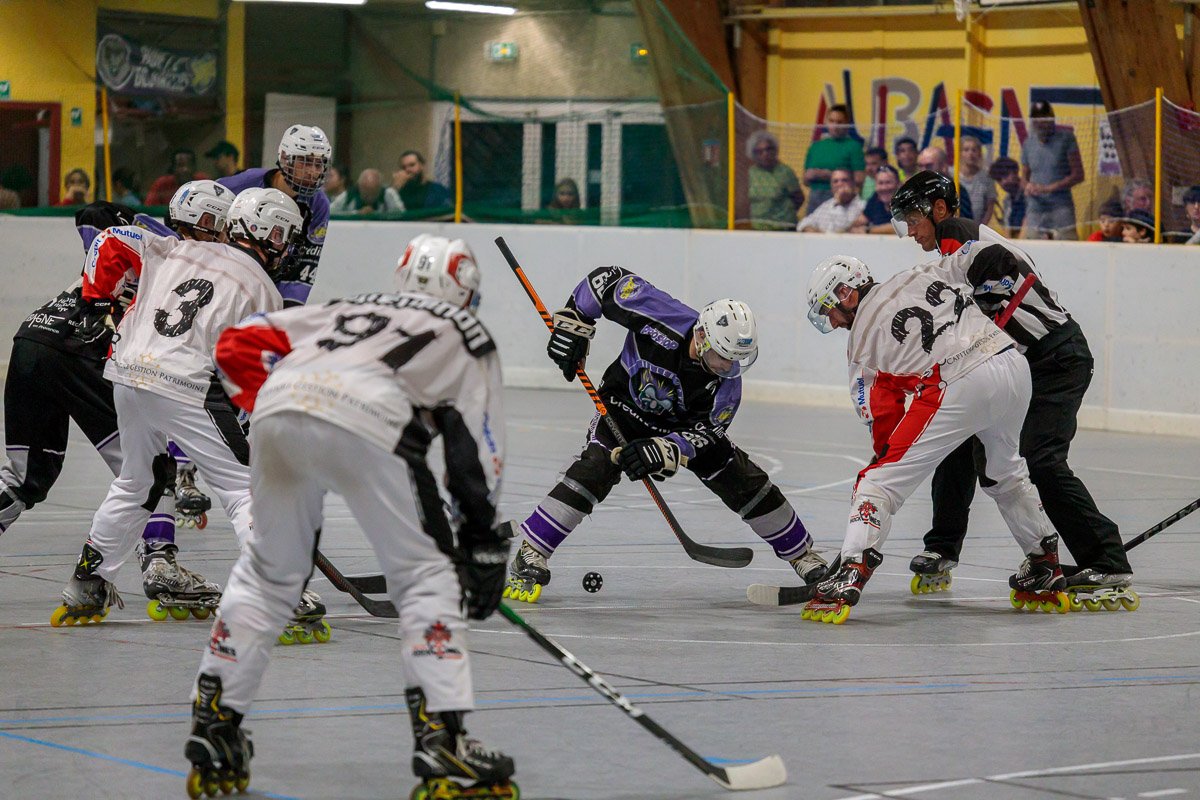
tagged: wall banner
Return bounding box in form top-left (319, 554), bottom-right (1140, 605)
top-left (96, 29), bottom-right (218, 98)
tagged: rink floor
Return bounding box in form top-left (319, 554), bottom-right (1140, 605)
top-left (1, 387), bottom-right (1198, 800)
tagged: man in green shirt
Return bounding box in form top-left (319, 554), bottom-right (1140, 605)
top-left (747, 130), bottom-right (804, 231)
top-left (803, 104), bottom-right (866, 212)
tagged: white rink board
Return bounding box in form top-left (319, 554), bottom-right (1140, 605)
top-left (2, 214), bottom-right (1198, 436)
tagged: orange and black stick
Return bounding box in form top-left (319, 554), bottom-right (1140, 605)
top-left (495, 237), bottom-right (752, 569)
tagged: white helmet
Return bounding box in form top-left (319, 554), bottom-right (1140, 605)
top-left (226, 188), bottom-right (303, 269)
top-left (394, 234), bottom-right (482, 314)
top-left (277, 124), bottom-right (331, 199)
top-left (696, 299), bottom-right (758, 379)
top-left (168, 180), bottom-right (233, 238)
top-left (807, 255), bottom-right (872, 334)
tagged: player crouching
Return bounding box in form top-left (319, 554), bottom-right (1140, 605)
top-left (52, 185), bottom-right (299, 628)
top-left (802, 255), bottom-right (1069, 624)
top-left (185, 235), bottom-right (515, 800)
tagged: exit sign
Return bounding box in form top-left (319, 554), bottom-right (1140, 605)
top-left (486, 41), bottom-right (518, 62)
top-left (0, 81), bottom-right (10, 100)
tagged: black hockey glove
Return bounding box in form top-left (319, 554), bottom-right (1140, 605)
top-left (458, 538), bottom-right (511, 620)
top-left (611, 437), bottom-right (684, 482)
top-left (76, 297), bottom-right (116, 344)
top-left (547, 308), bottom-right (595, 381)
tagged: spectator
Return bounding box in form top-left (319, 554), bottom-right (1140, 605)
top-left (1021, 100), bottom-right (1084, 239)
top-left (543, 177), bottom-right (583, 225)
top-left (145, 149), bottom-right (208, 206)
top-left (894, 136), bottom-right (919, 181)
top-left (916, 146), bottom-right (974, 221)
top-left (851, 164), bottom-right (900, 234)
top-left (1182, 185), bottom-right (1200, 244)
top-left (989, 156), bottom-right (1026, 238)
top-left (56, 168), bottom-right (91, 206)
top-left (323, 163), bottom-right (349, 205)
top-left (958, 135), bottom-right (996, 224)
top-left (1087, 198), bottom-right (1125, 242)
top-left (797, 168), bottom-right (865, 233)
top-left (111, 167), bottom-right (140, 206)
top-left (861, 146), bottom-right (889, 200)
top-left (1122, 178), bottom-right (1153, 215)
top-left (0, 165), bottom-right (31, 209)
top-left (1121, 209), bottom-right (1155, 243)
top-left (204, 140), bottom-right (240, 178)
top-left (802, 104), bottom-right (865, 211)
top-left (393, 150), bottom-right (451, 210)
top-left (747, 130), bottom-right (803, 231)
top-left (329, 168), bottom-right (403, 214)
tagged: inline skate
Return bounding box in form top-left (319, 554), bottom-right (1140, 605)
top-left (139, 540), bottom-right (221, 621)
top-left (501, 539), bottom-right (549, 604)
top-left (407, 687), bottom-right (518, 800)
top-left (802, 549), bottom-right (883, 624)
top-left (185, 673), bottom-right (253, 799)
top-left (177, 464), bottom-right (211, 530)
top-left (909, 550), bottom-right (957, 595)
top-left (1009, 534), bottom-right (1070, 613)
top-left (1065, 567), bottom-right (1139, 612)
top-left (278, 589), bottom-right (331, 645)
top-left (50, 543), bottom-right (124, 626)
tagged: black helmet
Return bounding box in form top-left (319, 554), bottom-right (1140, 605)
top-left (891, 170), bottom-right (959, 221)
top-left (74, 200), bottom-right (137, 231)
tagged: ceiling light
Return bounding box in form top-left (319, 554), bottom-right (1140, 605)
top-left (426, 0), bottom-right (516, 15)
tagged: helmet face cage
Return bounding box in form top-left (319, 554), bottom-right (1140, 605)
top-left (277, 125), bottom-right (332, 200)
top-left (227, 188), bottom-right (303, 269)
top-left (807, 256), bottom-right (871, 334)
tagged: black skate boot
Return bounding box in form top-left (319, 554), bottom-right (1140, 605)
top-left (802, 549), bottom-right (883, 625)
top-left (278, 589), bottom-right (331, 645)
top-left (0, 485), bottom-right (26, 535)
top-left (788, 548), bottom-right (829, 585)
top-left (1009, 534), bottom-right (1070, 613)
top-left (138, 540), bottom-right (222, 621)
top-left (51, 543), bottom-right (124, 626)
top-left (176, 464), bottom-right (212, 530)
top-left (406, 687), bottom-right (518, 800)
top-left (909, 550), bottom-right (958, 595)
top-left (1065, 567), bottom-right (1139, 612)
top-left (184, 673), bottom-right (253, 799)
top-left (501, 539), bottom-right (550, 604)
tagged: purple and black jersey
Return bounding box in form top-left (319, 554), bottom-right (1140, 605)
top-left (218, 168), bottom-right (330, 307)
top-left (567, 267), bottom-right (741, 462)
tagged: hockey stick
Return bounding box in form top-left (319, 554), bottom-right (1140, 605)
top-left (343, 573), bottom-right (388, 594)
top-left (313, 550), bottom-right (398, 618)
top-left (494, 236), bottom-right (753, 569)
top-left (1124, 497), bottom-right (1200, 552)
top-left (497, 602), bottom-right (786, 790)
top-left (745, 581), bottom-right (818, 607)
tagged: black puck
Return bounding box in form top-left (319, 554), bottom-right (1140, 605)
top-left (582, 571), bottom-right (603, 593)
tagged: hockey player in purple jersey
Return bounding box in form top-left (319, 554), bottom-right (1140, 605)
top-left (503, 267), bottom-right (828, 603)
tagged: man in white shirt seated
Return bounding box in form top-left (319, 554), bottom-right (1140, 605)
top-left (797, 169), bottom-right (866, 233)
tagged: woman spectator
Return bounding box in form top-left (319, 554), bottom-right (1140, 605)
top-left (542, 178), bottom-right (583, 225)
top-left (747, 130), bottom-right (803, 231)
top-left (851, 164), bottom-right (900, 234)
top-left (958, 135), bottom-right (996, 224)
top-left (57, 168), bottom-right (90, 206)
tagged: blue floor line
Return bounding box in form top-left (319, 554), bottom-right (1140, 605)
top-left (0, 730), bottom-right (301, 800)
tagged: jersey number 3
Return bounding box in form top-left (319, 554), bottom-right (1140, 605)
top-left (890, 280), bottom-right (968, 354)
top-left (154, 278), bottom-right (215, 338)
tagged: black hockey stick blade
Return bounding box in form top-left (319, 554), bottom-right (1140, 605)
top-left (746, 582), bottom-right (818, 607)
top-left (344, 573), bottom-right (388, 594)
top-left (314, 551), bottom-right (398, 618)
top-left (498, 602), bottom-right (786, 791)
top-left (495, 236), bottom-right (753, 570)
top-left (1124, 496), bottom-right (1200, 552)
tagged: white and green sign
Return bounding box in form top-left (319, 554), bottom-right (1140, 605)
top-left (0, 81), bottom-right (11, 100)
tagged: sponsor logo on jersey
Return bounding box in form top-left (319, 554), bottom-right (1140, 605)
top-left (634, 368), bottom-right (676, 414)
top-left (412, 620), bottom-right (463, 661)
top-left (851, 499), bottom-right (881, 529)
top-left (208, 618), bottom-right (238, 661)
top-left (714, 405), bottom-right (735, 425)
top-left (589, 267), bottom-right (622, 297)
top-left (959, 239), bottom-right (975, 255)
top-left (618, 277), bottom-right (639, 300)
top-left (979, 276), bottom-right (1016, 295)
top-left (115, 227), bottom-right (143, 241)
top-left (639, 324), bottom-right (678, 351)
top-left (313, 225), bottom-right (327, 239)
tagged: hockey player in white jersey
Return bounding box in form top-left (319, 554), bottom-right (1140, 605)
top-left (801, 253), bottom-right (1068, 624)
top-left (184, 240), bottom-right (512, 800)
top-left (51, 187), bottom-right (299, 628)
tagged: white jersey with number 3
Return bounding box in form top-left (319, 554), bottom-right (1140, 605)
top-left (105, 240), bottom-right (282, 406)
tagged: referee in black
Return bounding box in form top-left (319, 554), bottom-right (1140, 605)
top-left (889, 171), bottom-right (1133, 596)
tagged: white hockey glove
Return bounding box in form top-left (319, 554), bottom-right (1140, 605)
top-left (547, 308), bottom-right (595, 381)
top-left (611, 437), bottom-right (685, 482)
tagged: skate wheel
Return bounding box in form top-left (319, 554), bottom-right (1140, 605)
top-left (235, 771), bottom-right (250, 792)
top-left (800, 607), bottom-right (811, 620)
top-left (502, 585), bottom-right (513, 599)
top-left (1067, 594), bottom-right (1082, 612)
top-left (1009, 590), bottom-right (1023, 610)
top-left (296, 628), bottom-right (316, 645)
top-left (409, 784), bottom-right (430, 800)
top-left (314, 620), bottom-right (332, 643)
top-left (50, 606), bottom-right (71, 627)
top-left (1083, 598), bottom-right (1101, 612)
top-left (1051, 592), bottom-right (1070, 614)
top-left (205, 776), bottom-right (220, 797)
top-left (219, 774), bottom-right (234, 794)
top-left (192, 607), bottom-right (211, 620)
top-left (1120, 594), bottom-right (1140, 612)
top-left (147, 600), bottom-right (169, 621)
top-left (910, 575), bottom-right (922, 595)
top-left (278, 629), bottom-right (296, 646)
top-left (186, 769), bottom-right (204, 800)
top-left (830, 605), bottom-right (851, 624)
top-left (1101, 598), bottom-right (1120, 612)
top-left (196, 513), bottom-right (208, 530)
top-left (169, 605), bottom-right (191, 621)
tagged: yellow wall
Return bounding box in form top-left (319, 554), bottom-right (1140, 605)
top-left (0, 0), bottom-right (237, 202)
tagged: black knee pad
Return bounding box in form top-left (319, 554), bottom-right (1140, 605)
top-left (142, 453), bottom-right (179, 511)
